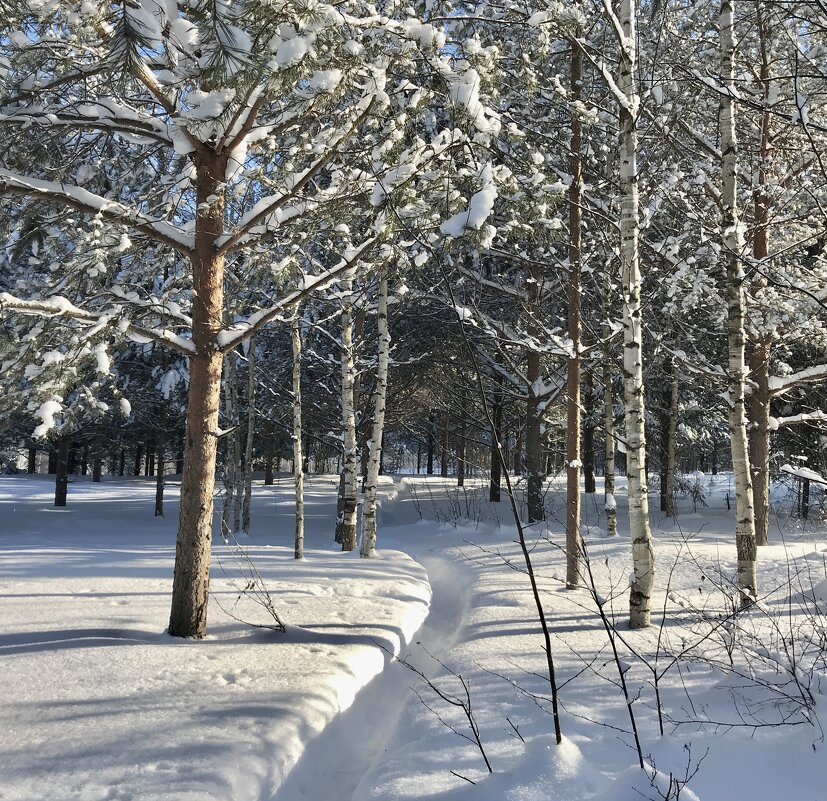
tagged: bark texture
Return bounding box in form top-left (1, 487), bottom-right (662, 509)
top-left (720, 0), bottom-right (757, 603)
top-left (168, 153), bottom-right (227, 639)
top-left (54, 434), bottom-right (70, 507)
top-left (566, 34), bottom-right (583, 587)
top-left (603, 352), bottom-right (618, 537)
top-left (749, 339), bottom-right (772, 546)
top-left (292, 312), bottom-right (305, 560)
top-left (337, 269), bottom-right (359, 551)
top-left (242, 335), bottom-right (256, 536)
top-left (155, 430), bottom-right (165, 518)
top-left (618, 0), bottom-right (654, 628)
top-left (361, 272), bottom-right (390, 558)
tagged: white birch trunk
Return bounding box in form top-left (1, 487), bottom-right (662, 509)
top-left (603, 346), bottom-right (618, 537)
top-left (618, 0), bottom-right (654, 628)
top-left (360, 271), bottom-right (390, 558)
top-left (292, 312), bottom-right (304, 560)
top-left (242, 335), bottom-right (255, 536)
top-left (337, 268), bottom-right (359, 551)
top-left (720, 0), bottom-right (757, 602)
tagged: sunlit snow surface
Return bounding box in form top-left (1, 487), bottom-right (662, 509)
top-left (1, 473), bottom-right (826, 801)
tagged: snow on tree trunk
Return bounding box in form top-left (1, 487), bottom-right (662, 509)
top-left (526, 354), bottom-right (544, 523)
top-left (566, 30), bottom-right (584, 588)
top-left (337, 269), bottom-right (359, 551)
top-left (720, 0), bottom-right (758, 604)
top-left (526, 256), bottom-right (544, 524)
top-left (361, 271), bottom-right (390, 558)
top-left (168, 155), bottom-right (227, 639)
top-left (292, 312), bottom-right (305, 560)
top-left (618, 0), bottom-right (654, 628)
top-left (242, 335), bottom-right (256, 537)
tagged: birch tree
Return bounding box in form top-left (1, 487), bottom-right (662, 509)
top-left (292, 310), bottom-right (304, 560)
top-left (360, 270), bottom-right (390, 558)
top-left (336, 268), bottom-right (359, 551)
top-left (615, 0), bottom-right (654, 627)
top-left (0, 1), bottom-right (496, 637)
top-left (720, 0), bottom-right (757, 604)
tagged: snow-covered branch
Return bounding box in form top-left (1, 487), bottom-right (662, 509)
top-left (0, 106), bottom-right (171, 145)
top-left (217, 236), bottom-right (379, 352)
top-left (579, 41), bottom-right (636, 116)
top-left (216, 93), bottom-right (378, 254)
top-left (770, 411), bottom-right (827, 429)
top-left (769, 364), bottom-right (827, 396)
top-left (0, 169), bottom-right (193, 254)
top-left (0, 292), bottom-right (195, 355)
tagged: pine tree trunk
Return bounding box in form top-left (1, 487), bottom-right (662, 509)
top-left (513, 415), bottom-right (523, 478)
top-left (242, 336), bottom-right (256, 536)
top-left (749, 339), bottom-right (771, 546)
top-left (134, 444), bottom-right (143, 477)
top-left (457, 383), bottom-right (467, 488)
top-left (489, 394), bottom-right (503, 503)
top-left (337, 269), bottom-right (359, 551)
top-left (664, 360), bottom-right (679, 517)
top-left (155, 433), bottom-right (165, 517)
top-left (749, 10), bottom-right (773, 548)
top-left (168, 153), bottom-right (227, 639)
top-left (440, 416), bottom-right (449, 478)
top-left (583, 372), bottom-right (596, 494)
top-left (92, 456), bottom-right (102, 483)
top-left (54, 435), bottom-right (70, 507)
top-left (659, 411), bottom-right (668, 513)
top-left (221, 352), bottom-right (238, 538)
top-left (426, 419), bottom-right (434, 475)
top-left (566, 41), bottom-right (583, 583)
top-left (27, 447), bottom-right (36, 474)
top-left (720, 0), bottom-right (757, 604)
top-left (292, 312), bottom-right (304, 559)
top-left (264, 425), bottom-right (275, 485)
top-left (361, 272), bottom-right (390, 558)
top-left (618, 0), bottom-right (654, 628)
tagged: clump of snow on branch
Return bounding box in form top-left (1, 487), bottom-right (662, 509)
top-left (440, 163), bottom-right (498, 238)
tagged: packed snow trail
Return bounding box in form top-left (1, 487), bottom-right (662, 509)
top-left (272, 552), bottom-right (475, 801)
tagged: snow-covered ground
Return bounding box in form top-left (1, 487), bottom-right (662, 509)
top-left (1, 472), bottom-right (825, 801)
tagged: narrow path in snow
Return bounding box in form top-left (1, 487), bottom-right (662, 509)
top-left (271, 549), bottom-right (475, 801)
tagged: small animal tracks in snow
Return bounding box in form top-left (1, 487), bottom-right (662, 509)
top-left (214, 668), bottom-right (255, 688)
